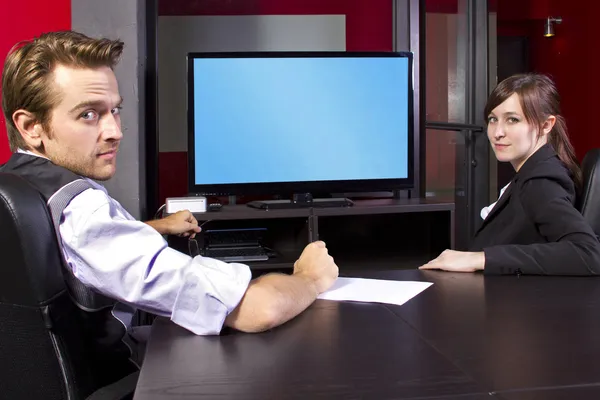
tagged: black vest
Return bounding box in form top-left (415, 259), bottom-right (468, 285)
top-left (0, 153), bottom-right (139, 384)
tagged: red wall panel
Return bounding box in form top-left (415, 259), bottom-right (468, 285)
top-left (497, 0), bottom-right (600, 159)
top-left (0, 0), bottom-right (71, 164)
top-left (497, 0), bottom-right (551, 21)
top-left (158, 0), bottom-right (393, 51)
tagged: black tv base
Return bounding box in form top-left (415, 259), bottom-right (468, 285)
top-left (247, 197), bottom-right (354, 210)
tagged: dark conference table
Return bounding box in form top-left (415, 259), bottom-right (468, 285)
top-left (134, 270), bottom-right (600, 399)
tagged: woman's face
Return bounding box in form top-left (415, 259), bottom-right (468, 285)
top-left (486, 92), bottom-right (552, 171)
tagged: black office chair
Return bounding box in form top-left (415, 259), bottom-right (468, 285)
top-left (0, 172), bottom-right (137, 400)
top-left (578, 148), bottom-right (600, 235)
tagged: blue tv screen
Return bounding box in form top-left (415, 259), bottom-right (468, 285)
top-left (188, 52), bottom-right (413, 195)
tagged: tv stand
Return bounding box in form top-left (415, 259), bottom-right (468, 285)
top-left (247, 193), bottom-right (354, 210)
top-left (166, 198), bottom-right (455, 272)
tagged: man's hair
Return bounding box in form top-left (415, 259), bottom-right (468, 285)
top-left (1, 30), bottom-right (124, 151)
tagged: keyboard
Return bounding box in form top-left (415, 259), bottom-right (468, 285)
top-left (202, 246), bottom-right (269, 262)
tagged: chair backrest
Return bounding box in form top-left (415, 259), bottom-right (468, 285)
top-left (577, 148), bottom-right (600, 235)
top-left (0, 172), bottom-right (100, 400)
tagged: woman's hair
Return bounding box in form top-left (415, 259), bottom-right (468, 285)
top-left (484, 73), bottom-right (581, 188)
top-left (2, 30), bottom-right (124, 152)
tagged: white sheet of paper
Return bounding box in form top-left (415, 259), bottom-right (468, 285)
top-left (317, 277), bottom-right (433, 306)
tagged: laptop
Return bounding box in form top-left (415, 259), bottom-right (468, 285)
top-left (201, 228), bottom-right (269, 262)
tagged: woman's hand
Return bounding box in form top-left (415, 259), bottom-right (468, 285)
top-left (419, 250), bottom-right (485, 273)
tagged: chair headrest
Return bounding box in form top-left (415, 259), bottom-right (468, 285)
top-left (0, 173), bottom-right (67, 306)
top-left (578, 148), bottom-right (600, 235)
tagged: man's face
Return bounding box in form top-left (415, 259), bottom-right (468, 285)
top-left (40, 65), bottom-right (123, 180)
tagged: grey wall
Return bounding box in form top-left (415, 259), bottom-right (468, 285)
top-left (71, 0), bottom-right (147, 219)
top-left (158, 15), bottom-right (346, 153)
top-left (393, 0), bottom-right (410, 51)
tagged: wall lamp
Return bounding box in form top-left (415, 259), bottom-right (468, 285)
top-left (544, 16), bottom-right (562, 37)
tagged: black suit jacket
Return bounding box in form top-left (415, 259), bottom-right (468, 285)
top-left (470, 144), bottom-right (600, 276)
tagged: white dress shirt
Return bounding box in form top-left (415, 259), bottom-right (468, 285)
top-left (19, 150), bottom-right (252, 335)
top-left (480, 182), bottom-right (511, 220)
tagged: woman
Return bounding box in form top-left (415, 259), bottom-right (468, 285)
top-left (420, 73), bottom-right (600, 275)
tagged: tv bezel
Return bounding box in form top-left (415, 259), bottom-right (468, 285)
top-left (187, 51), bottom-right (415, 196)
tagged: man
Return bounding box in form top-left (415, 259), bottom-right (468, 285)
top-left (1, 31), bottom-right (338, 376)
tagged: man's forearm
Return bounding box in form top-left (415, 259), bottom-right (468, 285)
top-left (224, 273), bottom-right (319, 333)
top-left (144, 219), bottom-right (165, 234)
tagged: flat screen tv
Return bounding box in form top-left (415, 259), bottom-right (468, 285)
top-left (187, 51), bottom-right (414, 199)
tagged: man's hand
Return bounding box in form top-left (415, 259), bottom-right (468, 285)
top-left (224, 240), bottom-right (339, 333)
top-left (293, 241), bottom-right (339, 294)
top-left (146, 210), bottom-right (201, 238)
top-left (419, 249), bottom-right (485, 273)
